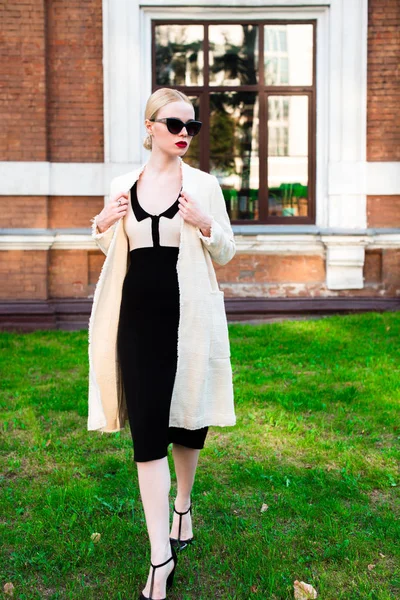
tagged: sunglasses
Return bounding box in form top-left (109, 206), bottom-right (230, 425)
top-left (150, 118), bottom-right (202, 137)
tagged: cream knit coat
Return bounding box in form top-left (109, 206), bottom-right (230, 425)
top-left (87, 159), bottom-right (236, 433)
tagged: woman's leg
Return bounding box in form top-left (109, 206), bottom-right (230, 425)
top-left (137, 457), bottom-right (174, 599)
top-left (170, 444), bottom-right (201, 540)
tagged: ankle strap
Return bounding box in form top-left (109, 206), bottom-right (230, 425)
top-left (150, 553), bottom-right (174, 570)
top-left (174, 504), bottom-right (191, 542)
top-left (173, 504), bottom-right (191, 516)
top-left (149, 552), bottom-right (174, 599)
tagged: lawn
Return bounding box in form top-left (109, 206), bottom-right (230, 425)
top-left (1, 313), bottom-right (399, 599)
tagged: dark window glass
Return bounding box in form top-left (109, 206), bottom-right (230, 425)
top-left (155, 25), bottom-right (204, 86)
top-left (209, 24), bottom-right (258, 86)
top-left (184, 96), bottom-right (201, 169)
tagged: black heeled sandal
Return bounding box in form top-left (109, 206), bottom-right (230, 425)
top-left (139, 542), bottom-right (177, 600)
top-left (170, 504), bottom-right (194, 551)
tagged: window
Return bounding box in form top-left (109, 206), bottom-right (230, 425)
top-left (153, 21), bottom-right (316, 224)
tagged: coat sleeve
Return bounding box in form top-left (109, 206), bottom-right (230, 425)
top-left (90, 177), bottom-right (119, 256)
top-left (196, 176), bottom-right (236, 266)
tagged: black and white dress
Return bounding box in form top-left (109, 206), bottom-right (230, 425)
top-left (117, 181), bottom-right (208, 462)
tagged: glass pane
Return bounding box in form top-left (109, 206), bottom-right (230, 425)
top-left (268, 96), bottom-right (309, 217)
top-left (155, 25), bottom-right (204, 86)
top-left (183, 96), bottom-right (201, 169)
top-left (209, 24), bottom-right (258, 86)
top-left (264, 25), bottom-right (313, 86)
top-left (210, 92), bottom-right (259, 221)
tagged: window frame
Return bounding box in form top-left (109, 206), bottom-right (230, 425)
top-left (152, 19), bottom-right (317, 225)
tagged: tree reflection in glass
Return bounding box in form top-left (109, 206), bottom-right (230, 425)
top-left (210, 92), bottom-right (259, 221)
top-left (155, 25), bottom-right (204, 86)
top-left (183, 96), bottom-right (201, 169)
top-left (209, 24), bottom-right (258, 86)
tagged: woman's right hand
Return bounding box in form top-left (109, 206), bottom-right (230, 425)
top-left (96, 191), bottom-right (129, 232)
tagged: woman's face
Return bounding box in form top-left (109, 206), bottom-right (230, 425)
top-left (146, 100), bottom-right (195, 157)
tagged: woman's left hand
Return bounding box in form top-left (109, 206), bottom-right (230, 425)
top-left (178, 190), bottom-right (212, 236)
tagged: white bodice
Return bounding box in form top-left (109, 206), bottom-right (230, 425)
top-left (124, 181), bottom-right (181, 250)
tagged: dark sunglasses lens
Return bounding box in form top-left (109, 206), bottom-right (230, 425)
top-left (166, 118), bottom-right (202, 136)
top-left (166, 118), bottom-right (184, 135)
top-left (186, 121), bottom-right (202, 136)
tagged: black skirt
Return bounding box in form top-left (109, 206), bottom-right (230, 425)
top-left (117, 246), bottom-right (208, 462)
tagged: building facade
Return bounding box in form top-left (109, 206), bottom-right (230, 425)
top-left (1, 0), bottom-right (399, 328)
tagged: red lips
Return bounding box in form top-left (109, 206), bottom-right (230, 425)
top-left (175, 142), bottom-right (187, 148)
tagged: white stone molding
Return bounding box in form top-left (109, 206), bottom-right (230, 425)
top-left (0, 235), bottom-right (55, 251)
top-left (3, 231), bottom-right (400, 255)
top-left (102, 0), bottom-right (141, 164)
top-left (0, 161), bottom-right (398, 197)
top-left (367, 163), bottom-right (400, 196)
top-left (321, 235), bottom-right (368, 289)
top-left (235, 234), bottom-right (324, 255)
top-left (0, 234), bottom-right (94, 251)
top-left (367, 233), bottom-right (400, 250)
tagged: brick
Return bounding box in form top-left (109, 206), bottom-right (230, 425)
top-left (367, 196), bottom-right (400, 227)
top-left (0, 251), bottom-right (47, 299)
top-left (367, 0), bottom-right (400, 161)
top-left (46, 0), bottom-right (104, 162)
top-left (48, 196), bottom-right (103, 228)
top-left (48, 249), bottom-right (89, 298)
top-left (215, 254), bottom-right (325, 284)
top-left (364, 250), bottom-right (382, 283)
top-left (0, 2), bottom-right (47, 160)
top-left (0, 196), bottom-right (47, 228)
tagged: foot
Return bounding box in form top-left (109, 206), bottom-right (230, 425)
top-left (141, 545), bottom-right (175, 600)
top-left (169, 501), bottom-right (193, 544)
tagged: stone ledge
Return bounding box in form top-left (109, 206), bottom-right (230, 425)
top-left (1, 297), bottom-right (399, 332)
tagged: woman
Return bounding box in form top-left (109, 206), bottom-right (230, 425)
top-left (88, 88), bottom-right (236, 600)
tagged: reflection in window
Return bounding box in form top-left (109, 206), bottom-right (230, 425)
top-left (265, 25), bottom-right (313, 86)
top-left (183, 96), bottom-right (201, 169)
top-left (210, 92), bottom-right (259, 220)
top-left (155, 25), bottom-right (204, 86)
top-left (268, 96), bottom-right (309, 217)
top-left (209, 24), bottom-right (258, 86)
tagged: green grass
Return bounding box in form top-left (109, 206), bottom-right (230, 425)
top-left (1, 312), bottom-right (399, 599)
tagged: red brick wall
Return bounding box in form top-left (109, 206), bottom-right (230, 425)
top-left (367, 0), bottom-right (400, 161)
top-left (0, 251), bottom-right (47, 300)
top-left (215, 255), bottom-right (325, 285)
top-left (46, 0), bottom-right (104, 162)
top-left (0, 197), bottom-right (48, 228)
top-left (48, 197), bottom-right (103, 228)
top-left (49, 249), bottom-right (89, 298)
top-left (367, 196), bottom-right (400, 227)
top-left (0, 1), bottom-right (47, 161)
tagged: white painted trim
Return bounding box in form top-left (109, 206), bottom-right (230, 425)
top-left (367, 163), bottom-right (400, 196)
top-left (102, 0), bottom-right (142, 164)
top-left (1, 161), bottom-right (398, 197)
top-left (235, 234), bottom-right (324, 255)
top-left (0, 234), bottom-right (94, 251)
top-left (2, 231), bottom-right (400, 253)
top-left (321, 235), bottom-right (368, 289)
top-left (139, 0), bottom-right (331, 6)
top-left (368, 233), bottom-right (400, 249)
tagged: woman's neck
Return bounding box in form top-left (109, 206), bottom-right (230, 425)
top-left (145, 148), bottom-right (181, 178)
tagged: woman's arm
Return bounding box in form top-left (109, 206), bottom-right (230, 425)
top-left (196, 176), bottom-right (236, 266)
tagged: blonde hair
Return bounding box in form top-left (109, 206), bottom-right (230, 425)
top-left (143, 88), bottom-right (193, 151)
